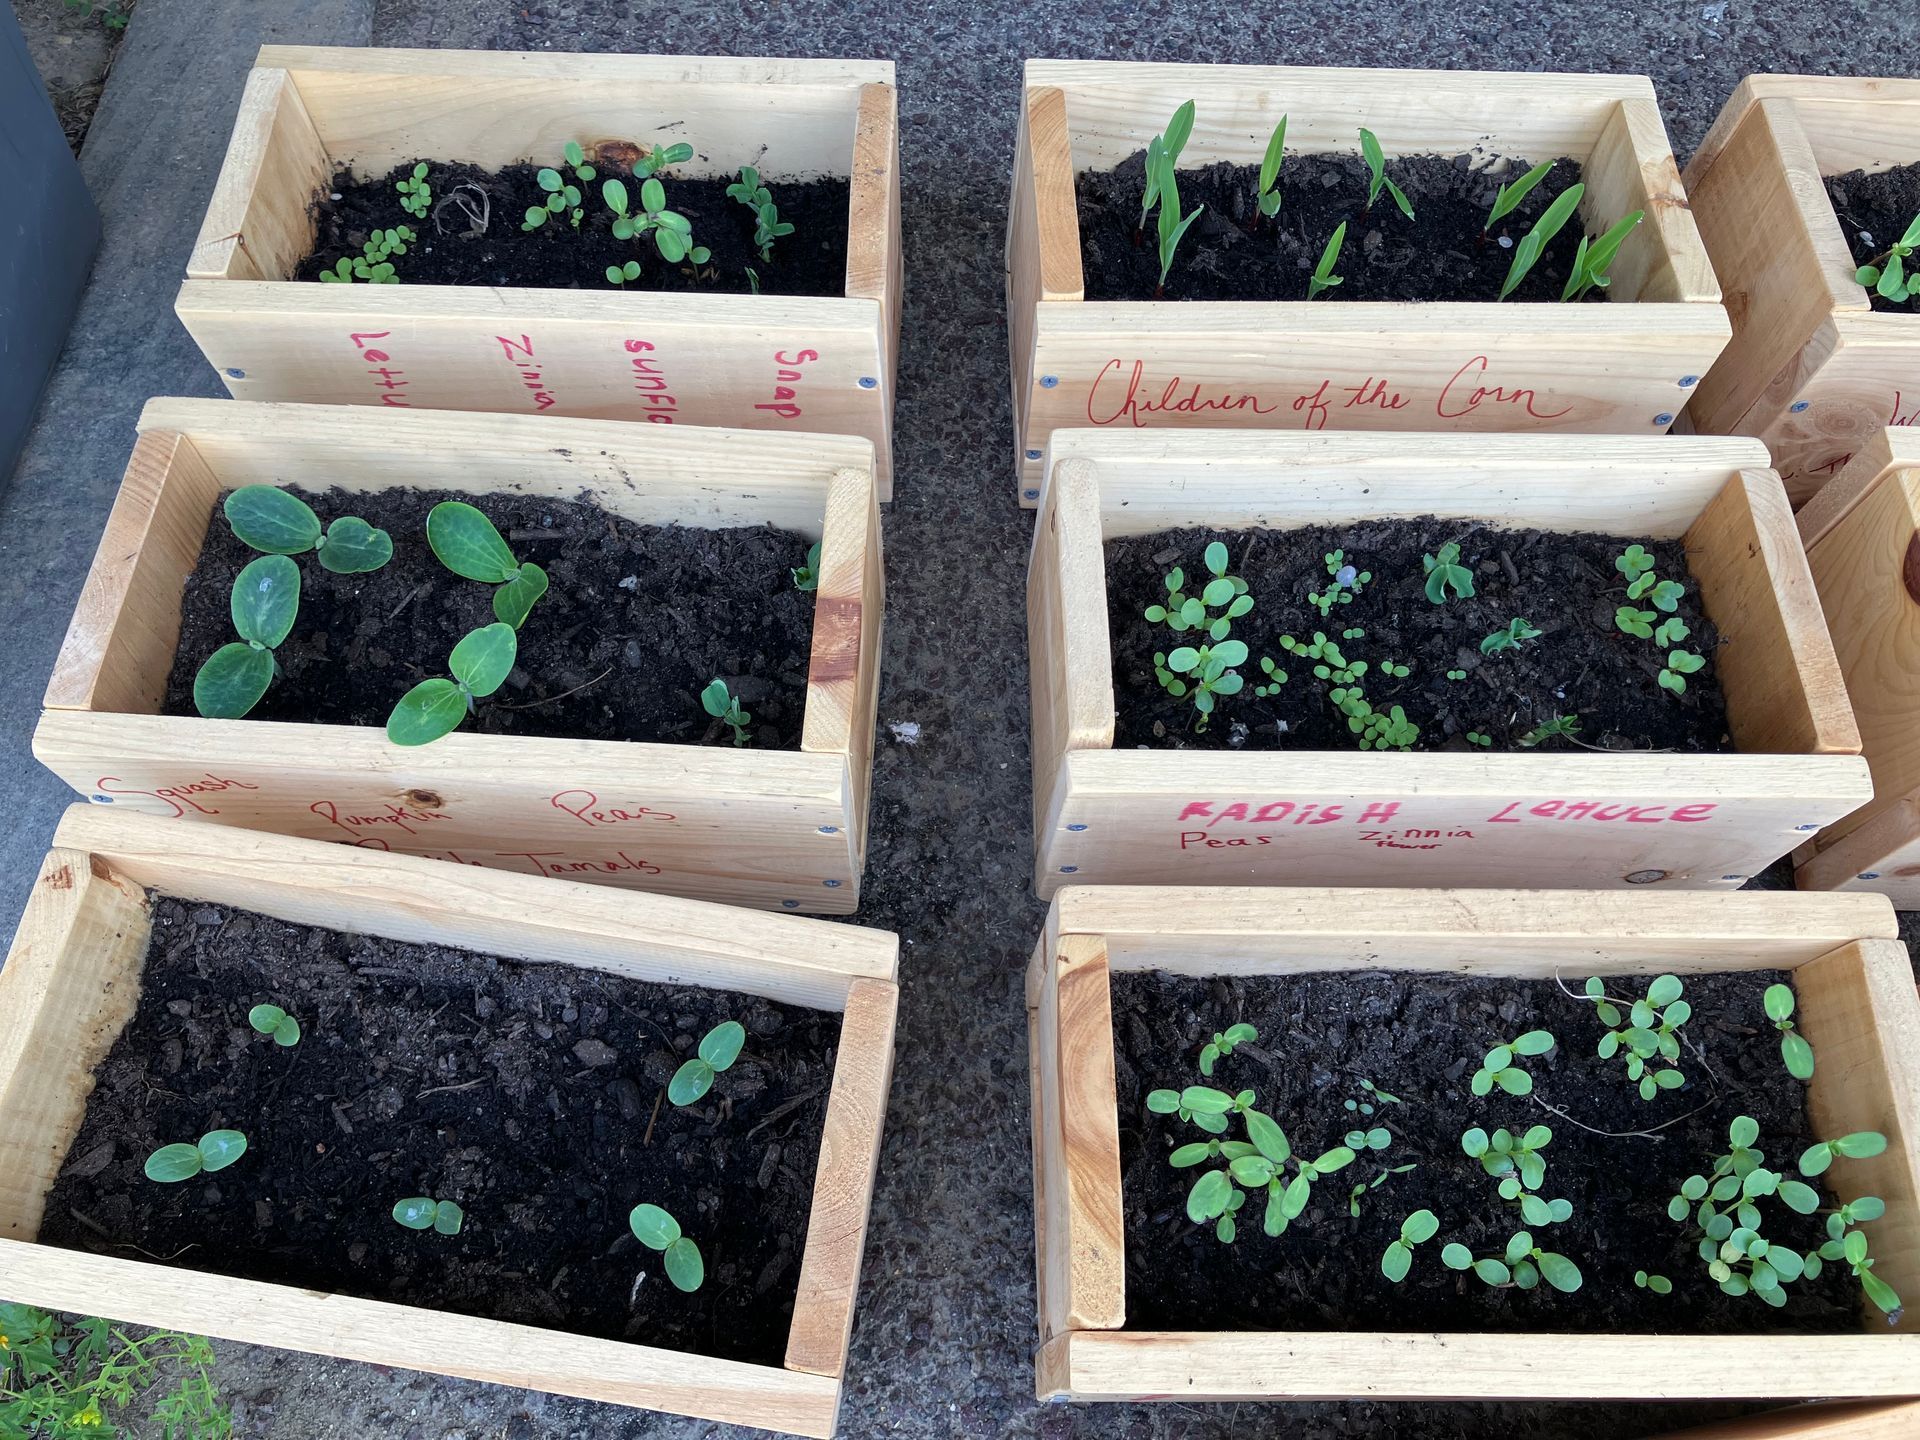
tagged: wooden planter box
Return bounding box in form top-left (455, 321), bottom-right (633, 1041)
top-left (180, 47), bottom-right (903, 499)
top-left (1683, 76), bottom-right (1920, 508)
top-left (1027, 429), bottom-right (1869, 898)
top-left (33, 397), bottom-right (883, 914)
top-left (1790, 430), bottom-right (1920, 905)
top-left (1005, 61), bottom-right (1729, 505)
top-left (0, 807), bottom-right (899, 1438)
top-left (1027, 885), bottom-right (1920, 1403)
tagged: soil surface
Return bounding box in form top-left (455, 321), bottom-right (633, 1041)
top-left (1106, 520), bottom-right (1729, 753)
top-left (1825, 163), bottom-right (1920, 314)
top-left (160, 486), bottom-right (815, 749)
top-left (1079, 152), bottom-right (1607, 303)
top-left (1113, 968), bottom-right (1863, 1335)
top-left (295, 160), bottom-right (849, 296)
top-left (40, 896), bottom-right (843, 1366)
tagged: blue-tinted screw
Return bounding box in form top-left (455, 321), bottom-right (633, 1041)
top-left (1795, 823), bottom-right (1820, 831)
top-left (1654, 412), bottom-right (1674, 426)
top-left (1790, 400), bottom-right (1810, 413)
top-left (1059, 865), bottom-right (1078, 874)
top-left (1859, 872), bottom-right (1882, 880)
top-left (92, 794), bottom-right (115, 804)
top-left (1679, 375), bottom-right (1699, 387)
top-left (857, 376), bottom-right (878, 389)
top-left (1026, 449), bottom-right (1042, 460)
top-left (1040, 375), bottom-right (1059, 389)
top-left (818, 824), bottom-right (840, 835)
top-left (781, 899), bottom-right (800, 909)
top-left (823, 878), bottom-right (842, 888)
top-left (1023, 488), bottom-right (1039, 500)
top-left (225, 368), bottom-right (246, 379)
top-left (1066, 823), bottom-right (1089, 832)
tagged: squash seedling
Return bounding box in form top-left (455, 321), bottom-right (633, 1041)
top-left (792, 542), bottom-right (821, 592)
top-left (1764, 983), bottom-right (1814, 1080)
top-left (392, 1197), bottom-right (465, 1235)
top-left (396, 161), bottom-right (431, 219)
top-left (1499, 182), bottom-right (1583, 300)
top-left (247, 1004), bottom-right (301, 1047)
top-left (725, 166), bottom-right (796, 262)
top-left (1855, 210), bottom-right (1920, 303)
top-left (144, 1130), bottom-right (247, 1183)
top-left (426, 501), bottom-right (549, 628)
top-left (1563, 210), bottom-right (1643, 301)
top-left (1479, 617), bottom-right (1539, 655)
top-left (1443, 1231), bottom-right (1583, 1292)
top-left (1582, 973), bottom-right (1688, 1100)
top-left (1484, 160), bottom-right (1553, 231)
top-left (386, 624), bottom-right (517, 747)
top-left (669, 1021), bottom-right (747, 1105)
top-left (701, 678), bottom-right (752, 746)
top-left (223, 485), bottom-right (393, 574)
top-left (1255, 116), bottom-right (1287, 218)
top-left (1199, 1022), bottom-right (1257, 1076)
top-left (1308, 221), bottom-right (1347, 300)
top-left (629, 1204), bottom-right (705, 1292)
top-left (192, 555), bottom-right (299, 720)
top-left (1139, 100), bottom-right (1196, 232)
top-left (1421, 541), bottom-right (1475, 603)
top-left (1358, 128), bottom-right (1413, 219)
top-left (1379, 1208), bottom-right (1439, 1282)
top-left (1469, 1030), bottom-right (1555, 1096)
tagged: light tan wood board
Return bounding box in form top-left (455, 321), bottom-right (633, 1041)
top-left (1027, 433), bottom-right (1870, 896)
top-left (1646, 1399), bottom-right (1920, 1440)
top-left (0, 810), bottom-right (899, 1438)
top-left (36, 400), bottom-right (883, 914)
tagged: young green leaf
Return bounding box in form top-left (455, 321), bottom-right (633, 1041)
top-left (1359, 128), bottom-right (1413, 219)
top-left (247, 1003), bottom-right (301, 1047)
top-left (392, 1197), bottom-right (440, 1229)
top-left (494, 562), bottom-right (549, 629)
top-left (1256, 116), bottom-right (1288, 217)
top-left (664, 1235), bottom-right (705, 1292)
top-left (232, 554), bottom-right (300, 649)
top-left (630, 1203), bottom-right (681, 1249)
top-left (449, 623), bottom-right (517, 698)
top-left (427, 501), bottom-right (520, 583)
top-left (1308, 221), bottom-right (1347, 300)
top-left (225, 486), bottom-right (323, 554)
top-left (1485, 160), bottom-right (1553, 230)
top-left (143, 1143), bottom-right (206, 1183)
top-left (1500, 182), bottom-right (1585, 300)
top-left (316, 516), bottom-right (394, 574)
top-left (196, 1130), bottom-right (248, 1172)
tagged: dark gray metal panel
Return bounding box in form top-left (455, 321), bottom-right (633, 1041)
top-left (0, 6), bottom-right (101, 480)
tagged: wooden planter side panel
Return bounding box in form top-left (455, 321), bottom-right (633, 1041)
top-left (38, 401), bottom-right (881, 913)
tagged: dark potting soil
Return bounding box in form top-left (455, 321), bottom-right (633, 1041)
top-left (159, 486), bottom-right (814, 748)
top-left (39, 896), bottom-right (842, 1366)
top-left (1079, 151), bottom-right (1605, 303)
top-left (294, 160), bottom-right (849, 296)
top-left (1112, 969), bottom-right (1864, 1336)
top-left (1106, 521), bottom-right (1730, 754)
top-left (1824, 162), bottom-right (1920, 314)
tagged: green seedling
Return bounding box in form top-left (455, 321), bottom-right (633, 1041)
top-left (1467, 731), bottom-right (1492, 747)
top-left (1443, 1231), bottom-right (1582, 1292)
top-left (1447, 668), bottom-right (1467, 681)
top-left (1635, 1270), bottom-right (1673, 1294)
top-left (1659, 649), bottom-right (1706, 695)
top-left (1199, 1022), bottom-right (1257, 1076)
top-left (1616, 545), bottom-right (1656, 580)
top-left (318, 226), bottom-right (414, 284)
top-left (1563, 210), bottom-right (1644, 301)
top-left (1583, 973), bottom-right (1688, 1100)
top-left (702, 677), bottom-right (752, 746)
top-left (1855, 211), bottom-right (1920, 303)
top-left (726, 165), bottom-right (796, 262)
top-left (1422, 541), bottom-right (1475, 603)
top-left (1148, 1083), bottom-right (1235, 1136)
top-left (1380, 1208), bottom-right (1439, 1282)
top-left (1308, 221), bottom-right (1347, 300)
top-left (793, 541), bottom-right (822, 591)
top-left (247, 1003), bottom-right (301, 1047)
top-left (1764, 983), bottom-right (1814, 1080)
top-left (1255, 116), bottom-right (1287, 218)
top-left (192, 555), bottom-right (299, 719)
top-left (1358, 127), bottom-right (1413, 219)
top-left (1342, 1082), bottom-right (1400, 1150)
top-left (222, 485), bottom-right (393, 574)
top-left (386, 624), bottom-right (517, 747)
top-left (1145, 542), bottom-right (1253, 640)
top-left (1499, 182), bottom-right (1584, 300)
top-left (629, 1203), bottom-right (705, 1292)
top-left (1463, 1125), bottom-right (1574, 1225)
top-left (1799, 1130), bottom-right (1889, 1178)
top-left (426, 500), bottom-right (549, 627)
top-left (1139, 100), bottom-right (1196, 230)
top-left (1519, 714), bottom-right (1581, 747)
top-left (633, 141), bottom-right (695, 179)
top-left (1160, 639), bottom-right (1248, 721)
top-left (524, 142), bottom-right (596, 230)
top-left (1149, 147), bottom-right (1205, 292)
top-left (144, 1130), bottom-right (247, 1183)
top-left (669, 1020), bottom-right (747, 1104)
top-left (1667, 1115), bottom-right (1834, 1308)
top-left (1309, 550), bottom-right (1371, 616)
top-left (1470, 1030), bottom-right (1555, 1097)
top-left (1616, 605), bottom-right (1657, 640)
top-left (1348, 1162), bottom-right (1417, 1217)
top-left (746, 267), bottom-right (761, 294)
top-left (392, 1197), bottom-right (465, 1235)
top-left (1254, 655), bottom-right (1288, 697)
top-left (1479, 617), bottom-right (1540, 655)
top-left (1343, 1078), bottom-right (1400, 1116)
top-left (1484, 159), bottom-right (1553, 231)
top-left (604, 175), bottom-right (712, 265)
top-left (396, 161), bottom-right (432, 219)
top-left (0, 1302), bottom-right (228, 1437)
top-left (605, 259), bottom-right (642, 287)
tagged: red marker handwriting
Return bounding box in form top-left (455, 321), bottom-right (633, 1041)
top-left (96, 773), bottom-right (260, 817)
top-left (550, 790), bottom-right (679, 827)
top-left (496, 333), bottom-right (557, 411)
top-left (624, 339), bottom-right (680, 423)
top-left (348, 331), bottom-right (410, 408)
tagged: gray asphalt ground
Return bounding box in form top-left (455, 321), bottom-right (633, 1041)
top-left (5, 0), bottom-right (1920, 1437)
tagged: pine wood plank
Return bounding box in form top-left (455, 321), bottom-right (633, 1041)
top-left (185, 67), bottom-right (331, 282)
top-left (1649, 1399), bottom-right (1920, 1440)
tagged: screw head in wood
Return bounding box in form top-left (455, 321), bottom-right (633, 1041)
top-left (1026, 449), bottom-right (1042, 460)
top-left (818, 825), bottom-right (840, 834)
top-left (1023, 488), bottom-right (1040, 500)
top-left (1040, 375), bottom-right (1059, 388)
top-left (1790, 400), bottom-right (1810, 413)
top-left (823, 878), bottom-right (842, 887)
top-left (1679, 375), bottom-right (1699, 387)
top-left (1066, 823), bottom-right (1088, 831)
top-left (1059, 865), bottom-right (1078, 874)
top-left (1654, 413), bottom-right (1674, 426)
top-left (1859, 872), bottom-right (1882, 880)
top-left (225, 368), bottom-right (246, 379)
top-left (857, 376), bottom-right (877, 389)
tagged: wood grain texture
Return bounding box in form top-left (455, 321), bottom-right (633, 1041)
top-left (1796, 429), bottom-right (1920, 550)
top-left (186, 67), bottom-right (331, 281)
top-left (36, 401), bottom-right (882, 913)
top-left (1796, 793), bottom-right (1920, 907)
top-left (1053, 935), bottom-right (1124, 1333)
top-left (1582, 96), bottom-right (1720, 305)
top-left (0, 849), bottom-right (148, 1241)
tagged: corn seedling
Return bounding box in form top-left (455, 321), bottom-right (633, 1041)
top-left (223, 485), bottom-right (393, 574)
top-left (726, 166), bottom-right (796, 262)
top-left (144, 1130), bottom-right (248, 1183)
top-left (192, 555), bottom-right (299, 720)
top-left (1443, 1231), bottom-right (1583, 1292)
top-left (793, 542), bottom-right (821, 592)
top-left (247, 1003), bottom-right (301, 1047)
top-left (1255, 116), bottom-right (1287, 218)
top-left (1764, 983), bottom-right (1815, 1081)
top-left (702, 677), bottom-right (752, 746)
top-left (387, 624), bottom-right (517, 747)
top-left (1421, 541), bottom-right (1475, 603)
top-left (1855, 211), bottom-right (1920, 302)
top-left (1499, 182), bottom-right (1584, 300)
top-left (426, 500), bottom-right (550, 628)
top-left (629, 1203), bottom-right (705, 1292)
top-left (1150, 150), bottom-right (1204, 292)
top-left (392, 1197), bottom-right (465, 1235)
top-left (1358, 128), bottom-right (1414, 219)
top-left (1563, 210), bottom-right (1643, 301)
top-left (1479, 617), bottom-right (1540, 655)
top-left (1139, 100), bottom-right (1196, 231)
top-left (1379, 1208), bottom-right (1440, 1281)
top-left (1484, 159), bottom-right (1553, 231)
top-left (1199, 1022), bottom-right (1257, 1077)
top-left (669, 1020), bottom-right (747, 1104)
top-left (1582, 973), bottom-right (1689, 1100)
top-left (396, 161), bottom-right (431, 219)
top-left (1308, 221), bottom-right (1347, 299)
top-left (1469, 1029), bottom-right (1555, 1097)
